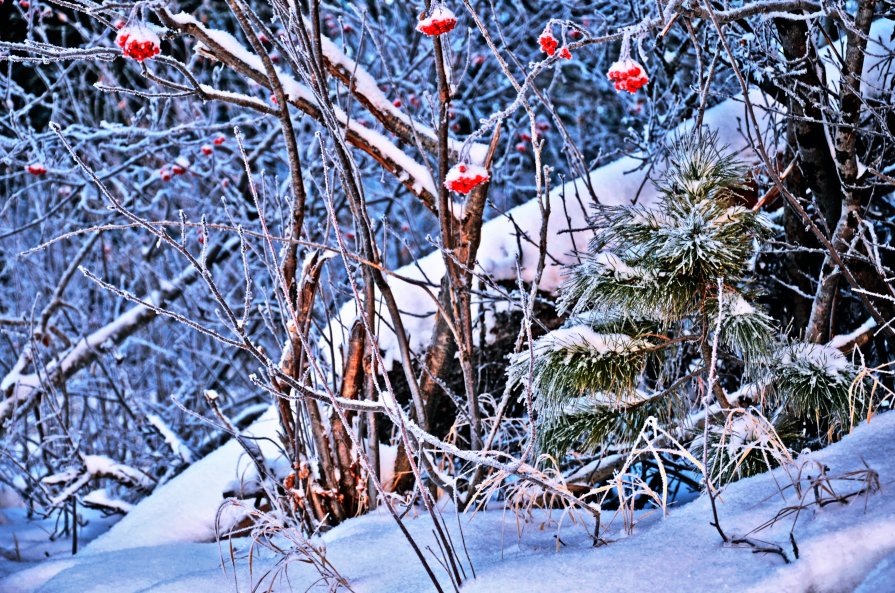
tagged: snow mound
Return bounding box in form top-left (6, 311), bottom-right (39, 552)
top-left (5, 412), bottom-right (894, 593)
top-left (84, 407), bottom-right (283, 553)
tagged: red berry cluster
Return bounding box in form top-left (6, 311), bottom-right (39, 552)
top-left (539, 32), bottom-right (558, 56)
top-left (607, 59), bottom-right (649, 93)
top-left (416, 5), bottom-right (457, 36)
top-left (26, 163), bottom-right (47, 176)
top-left (538, 28), bottom-right (572, 60)
top-left (444, 163), bottom-right (489, 195)
top-left (115, 25), bottom-right (161, 62)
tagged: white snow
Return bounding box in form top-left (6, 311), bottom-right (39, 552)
top-left (539, 326), bottom-right (641, 355)
top-left (444, 162), bottom-right (487, 183)
top-left (146, 413), bottom-right (194, 464)
top-left (727, 293), bottom-right (757, 317)
top-left (416, 5), bottom-right (458, 35)
top-left (828, 317), bottom-right (878, 350)
top-left (782, 342), bottom-right (850, 378)
top-left (723, 409), bottom-right (775, 459)
top-left (81, 490), bottom-right (134, 514)
top-left (82, 455), bottom-right (154, 489)
top-left (3, 412), bottom-right (895, 593)
top-left (592, 251), bottom-right (643, 280)
top-left (83, 406), bottom-right (282, 553)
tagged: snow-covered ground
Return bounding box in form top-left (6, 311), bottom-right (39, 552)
top-left (2, 412), bottom-right (893, 593)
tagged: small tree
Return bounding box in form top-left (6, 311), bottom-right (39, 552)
top-left (510, 133), bottom-right (863, 483)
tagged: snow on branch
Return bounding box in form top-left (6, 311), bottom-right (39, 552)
top-left (314, 24), bottom-right (489, 165)
top-left (159, 10), bottom-right (440, 208)
top-left (0, 267), bottom-right (198, 431)
top-left (43, 454), bottom-right (155, 507)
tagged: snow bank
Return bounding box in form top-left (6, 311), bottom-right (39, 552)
top-left (83, 407), bottom-right (282, 553)
top-left (6, 412), bottom-right (895, 593)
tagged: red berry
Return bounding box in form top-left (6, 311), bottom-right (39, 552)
top-left (393, 98), bottom-right (402, 108)
top-left (258, 33), bottom-right (270, 44)
top-left (201, 144), bottom-right (213, 156)
top-left (607, 58), bottom-right (649, 94)
top-left (116, 24), bottom-right (161, 61)
top-left (114, 19), bottom-right (126, 30)
top-left (172, 164), bottom-right (186, 175)
top-left (519, 132), bottom-right (531, 142)
top-left (539, 32), bottom-right (558, 56)
top-left (19, 0), bottom-right (29, 8)
top-left (416, 6), bottom-right (457, 36)
top-left (213, 135), bottom-right (226, 145)
top-left (444, 163), bottom-right (489, 194)
top-left (270, 94), bottom-right (278, 104)
top-left (472, 54), bottom-right (486, 66)
top-left (26, 163), bottom-right (47, 176)
top-left (569, 30), bottom-right (583, 40)
top-left (515, 143), bottom-right (527, 153)
top-left (559, 47), bottom-right (572, 60)
top-left (160, 168), bottom-right (172, 181)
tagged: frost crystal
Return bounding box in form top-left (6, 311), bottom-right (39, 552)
top-left (783, 343), bottom-right (849, 378)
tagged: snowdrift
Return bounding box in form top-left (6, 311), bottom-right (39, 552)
top-left (3, 412), bottom-right (894, 593)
